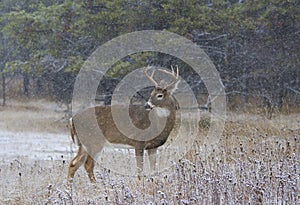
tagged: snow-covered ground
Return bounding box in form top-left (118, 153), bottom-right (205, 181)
top-left (0, 131), bottom-right (72, 162)
top-left (0, 101), bottom-right (298, 204)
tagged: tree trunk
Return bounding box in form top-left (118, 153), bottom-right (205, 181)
top-left (1, 73), bottom-right (6, 106)
top-left (35, 77), bottom-right (42, 96)
top-left (23, 72), bottom-right (29, 97)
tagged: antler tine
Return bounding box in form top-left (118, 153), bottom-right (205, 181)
top-left (144, 66), bottom-right (159, 87)
top-left (158, 65), bottom-right (179, 89)
top-left (170, 65), bottom-right (175, 76)
top-left (173, 65), bottom-right (179, 78)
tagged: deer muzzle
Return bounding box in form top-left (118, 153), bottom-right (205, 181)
top-left (144, 101), bottom-right (154, 110)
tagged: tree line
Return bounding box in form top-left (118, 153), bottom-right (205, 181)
top-left (0, 0), bottom-right (299, 116)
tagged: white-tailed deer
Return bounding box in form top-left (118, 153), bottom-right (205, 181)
top-left (68, 66), bottom-right (179, 183)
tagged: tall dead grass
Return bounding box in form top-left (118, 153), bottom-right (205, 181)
top-left (0, 106), bottom-right (299, 204)
top-left (0, 99), bottom-right (68, 133)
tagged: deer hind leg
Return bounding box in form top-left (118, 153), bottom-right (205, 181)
top-left (135, 147), bottom-right (144, 180)
top-left (68, 146), bottom-right (87, 182)
top-left (147, 148), bottom-right (157, 172)
top-left (84, 155), bottom-right (96, 183)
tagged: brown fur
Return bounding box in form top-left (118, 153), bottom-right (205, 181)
top-left (68, 67), bottom-right (180, 183)
top-left (68, 87), bottom-right (178, 183)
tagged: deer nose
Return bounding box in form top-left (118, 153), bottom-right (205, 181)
top-left (144, 101), bottom-right (154, 110)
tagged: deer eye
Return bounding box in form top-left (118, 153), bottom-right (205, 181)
top-left (156, 93), bottom-right (164, 100)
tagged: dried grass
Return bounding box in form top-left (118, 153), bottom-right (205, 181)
top-left (0, 102), bottom-right (299, 204)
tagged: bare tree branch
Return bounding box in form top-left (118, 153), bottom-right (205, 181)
top-left (285, 85), bottom-right (300, 95)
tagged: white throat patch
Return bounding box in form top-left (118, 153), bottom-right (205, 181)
top-left (155, 107), bottom-right (170, 117)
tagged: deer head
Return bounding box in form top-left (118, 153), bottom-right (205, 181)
top-left (144, 65), bottom-right (179, 113)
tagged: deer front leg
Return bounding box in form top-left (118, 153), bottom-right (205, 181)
top-left (147, 148), bottom-right (157, 172)
top-left (135, 147), bottom-right (144, 180)
top-left (84, 155), bottom-right (96, 183)
top-left (68, 146), bottom-right (87, 182)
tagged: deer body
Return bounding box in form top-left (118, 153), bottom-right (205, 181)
top-left (68, 67), bottom-right (179, 183)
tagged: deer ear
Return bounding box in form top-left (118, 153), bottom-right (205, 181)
top-left (168, 79), bottom-right (180, 95)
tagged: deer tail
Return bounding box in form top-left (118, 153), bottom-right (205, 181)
top-left (69, 117), bottom-right (79, 145)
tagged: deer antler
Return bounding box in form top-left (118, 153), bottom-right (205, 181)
top-left (145, 65), bottom-right (179, 89)
top-left (144, 66), bottom-right (159, 87)
top-left (158, 65), bottom-right (179, 89)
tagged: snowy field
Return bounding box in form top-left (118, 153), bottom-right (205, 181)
top-left (0, 100), bottom-right (299, 204)
top-left (0, 131), bottom-right (72, 162)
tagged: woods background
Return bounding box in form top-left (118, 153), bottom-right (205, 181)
top-left (0, 0), bottom-right (299, 117)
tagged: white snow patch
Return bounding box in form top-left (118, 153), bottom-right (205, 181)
top-left (0, 131), bottom-right (72, 161)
